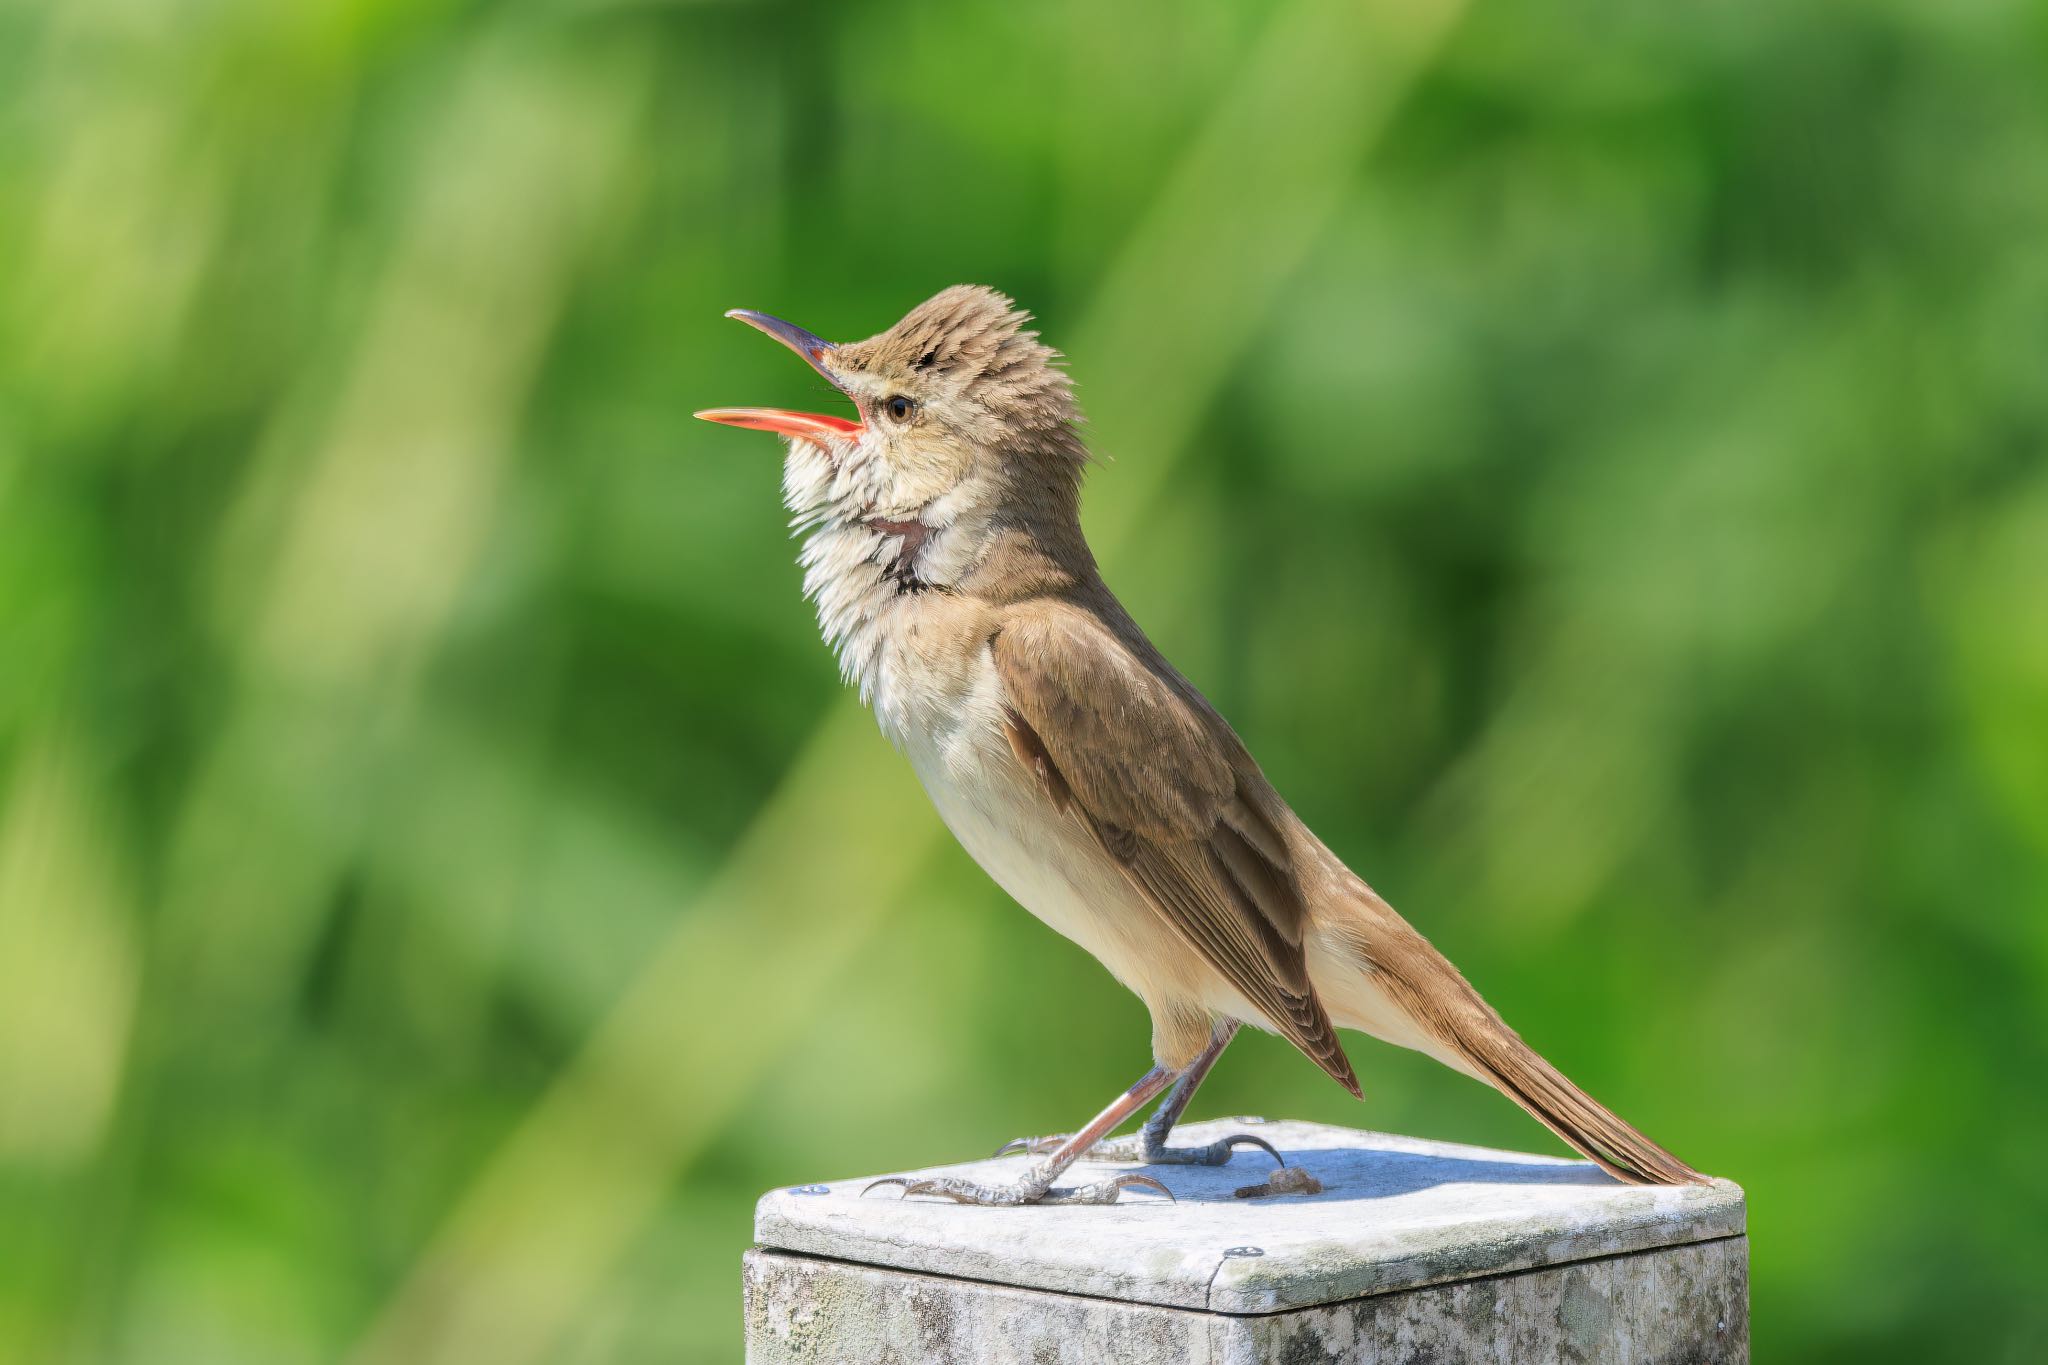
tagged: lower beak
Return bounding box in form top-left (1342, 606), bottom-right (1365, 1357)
top-left (694, 406), bottom-right (862, 441)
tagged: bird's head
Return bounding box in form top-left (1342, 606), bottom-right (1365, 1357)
top-left (697, 286), bottom-right (1085, 550)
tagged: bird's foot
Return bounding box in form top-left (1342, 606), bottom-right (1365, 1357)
top-left (863, 1171), bottom-right (1172, 1207)
top-left (992, 1131), bottom-right (1283, 1168)
top-left (991, 1132), bottom-right (1137, 1161)
top-left (1141, 1133), bottom-right (1286, 1168)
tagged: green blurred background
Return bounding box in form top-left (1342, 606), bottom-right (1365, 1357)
top-left (4, 0), bottom-right (2046, 1360)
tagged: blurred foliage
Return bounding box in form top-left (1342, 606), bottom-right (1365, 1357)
top-left (2, 0), bottom-right (2046, 1360)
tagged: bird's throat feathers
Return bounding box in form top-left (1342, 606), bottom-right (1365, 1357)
top-left (779, 430), bottom-right (1094, 717)
top-left (781, 435), bottom-right (958, 708)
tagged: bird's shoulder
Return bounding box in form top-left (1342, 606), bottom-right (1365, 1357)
top-left (988, 594), bottom-right (1247, 841)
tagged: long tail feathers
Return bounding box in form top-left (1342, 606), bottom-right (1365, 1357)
top-left (1332, 892), bottom-right (1706, 1186)
top-left (1450, 1015), bottom-right (1704, 1185)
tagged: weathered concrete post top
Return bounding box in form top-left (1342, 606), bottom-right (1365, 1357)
top-left (745, 1119), bottom-right (1747, 1363)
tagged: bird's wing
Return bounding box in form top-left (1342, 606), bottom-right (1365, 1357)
top-left (991, 606), bottom-right (1359, 1095)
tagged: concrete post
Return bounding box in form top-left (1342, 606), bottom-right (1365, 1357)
top-left (745, 1119), bottom-right (1746, 1363)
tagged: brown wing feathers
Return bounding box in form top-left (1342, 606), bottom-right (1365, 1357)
top-left (994, 612), bottom-right (1361, 1097)
top-left (1120, 824), bottom-right (1359, 1097)
top-left (1001, 708), bottom-right (1072, 814)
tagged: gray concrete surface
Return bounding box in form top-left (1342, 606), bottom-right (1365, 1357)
top-left (746, 1119), bottom-right (1747, 1362)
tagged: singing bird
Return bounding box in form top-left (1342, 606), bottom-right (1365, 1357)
top-left (698, 286), bottom-right (1701, 1204)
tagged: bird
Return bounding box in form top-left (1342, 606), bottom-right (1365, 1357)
top-left (696, 285), bottom-right (1702, 1205)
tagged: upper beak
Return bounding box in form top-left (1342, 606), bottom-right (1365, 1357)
top-left (695, 308), bottom-right (862, 443)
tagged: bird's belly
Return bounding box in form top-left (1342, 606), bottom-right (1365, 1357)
top-left (893, 686), bottom-right (1195, 1006)
top-left (911, 732), bottom-right (1133, 958)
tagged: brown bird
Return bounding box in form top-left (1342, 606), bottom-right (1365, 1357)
top-left (698, 286), bottom-right (1701, 1204)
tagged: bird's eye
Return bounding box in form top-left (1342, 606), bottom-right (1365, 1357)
top-left (883, 395), bottom-right (916, 424)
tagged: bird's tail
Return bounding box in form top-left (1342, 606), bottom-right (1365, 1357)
top-left (1442, 1005), bottom-right (1703, 1185)
top-left (1316, 889), bottom-right (1705, 1186)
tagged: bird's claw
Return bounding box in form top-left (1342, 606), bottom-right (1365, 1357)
top-left (991, 1135), bottom-right (1061, 1158)
top-left (992, 1133), bottom-right (1142, 1160)
top-left (1201, 1134), bottom-right (1285, 1168)
top-left (863, 1172), bottom-right (1174, 1206)
top-left (991, 1132), bottom-right (1281, 1167)
top-left (1099, 1173), bottom-right (1175, 1203)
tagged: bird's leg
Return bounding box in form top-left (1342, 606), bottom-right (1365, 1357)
top-left (868, 1067), bottom-right (1178, 1206)
top-left (1128, 1021), bottom-right (1283, 1167)
top-left (995, 1021), bottom-right (1282, 1168)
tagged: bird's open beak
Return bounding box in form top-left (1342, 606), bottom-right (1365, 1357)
top-left (695, 309), bottom-right (862, 443)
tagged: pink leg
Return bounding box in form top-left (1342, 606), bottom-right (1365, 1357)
top-left (997, 1021), bottom-right (1283, 1169)
top-left (867, 1067), bottom-right (1179, 1206)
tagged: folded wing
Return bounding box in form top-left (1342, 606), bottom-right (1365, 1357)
top-left (992, 607), bottom-right (1360, 1096)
